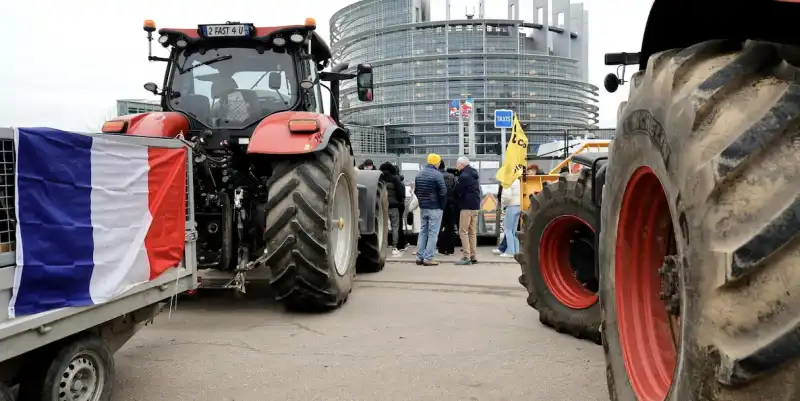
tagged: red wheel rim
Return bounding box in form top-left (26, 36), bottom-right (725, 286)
top-left (539, 215), bottom-right (598, 309)
top-left (615, 167), bottom-right (677, 401)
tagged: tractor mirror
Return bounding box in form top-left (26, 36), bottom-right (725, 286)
top-left (268, 72), bottom-right (282, 90)
top-left (604, 52), bottom-right (640, 66)
top-left (144, 82), bottom-right (159, 95)
top-left (356, 63), bottom-right (374, 102)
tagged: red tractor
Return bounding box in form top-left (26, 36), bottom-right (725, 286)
top-left (598, 1), bottom-right (800, 399)
top-left (103, 19), bottom-right (389, 311)
top-left (518, 0), bottom-right (800, 399)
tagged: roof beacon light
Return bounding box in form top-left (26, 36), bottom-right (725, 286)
top-left (273, 36), bottom-right (286, 46)
top-left (305, 18), bottom-right (317, 29)
top-left (143, 19), bottom-right (156, 32)
top-left (290, 33), bottom-right (304, 44)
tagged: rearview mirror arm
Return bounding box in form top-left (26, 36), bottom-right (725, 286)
top-left (319, 71), bottom-right (356, 82)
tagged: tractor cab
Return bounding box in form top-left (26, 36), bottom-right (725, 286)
top-left (139, 19), bottom-right (373, 148)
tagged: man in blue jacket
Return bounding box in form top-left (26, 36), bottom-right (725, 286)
top-left (414, 153), bottom-right (447, 266)
top-left (455, 156), bottom-right (481, 265)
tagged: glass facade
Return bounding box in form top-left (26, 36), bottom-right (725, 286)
top-left (330, 0), bottom-right (599, 155)
top-left (116, 99), bottom-right (162, 116)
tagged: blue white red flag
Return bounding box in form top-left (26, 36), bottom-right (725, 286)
top-left (9, 127), bottom-right (187, 317)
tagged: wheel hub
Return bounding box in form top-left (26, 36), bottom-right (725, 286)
top-left (539, 215), bottom-right (598, 310)
top-left (659, 256), bottom-right (681, 317)
top-left (59, 353), bottom-right (101, 401)
top-left (615, 167), bottom-right (678, 401)
top-left (330, 173), bottom-right (354, 276)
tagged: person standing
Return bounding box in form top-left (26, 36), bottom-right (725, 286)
top-left (396, 174), bottom-right (409, 252)
top-left (437, 161), bottom-right (457, 255)
top-left (500, 177), bottom-right (522, 258)
top-left (362, 159), bottom-right (375, 170)
top-left (454, 157), bottom-right (481, 265)
top-left (414, 154), bottom-right (447, 266)
top-left (379, 162), bottom-right (406, 256)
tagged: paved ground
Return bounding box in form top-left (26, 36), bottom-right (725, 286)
top-left (112, 248), bottom-right (608, 401)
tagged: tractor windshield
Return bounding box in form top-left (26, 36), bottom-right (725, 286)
top-left (168, 47), bottom-right (299, 129)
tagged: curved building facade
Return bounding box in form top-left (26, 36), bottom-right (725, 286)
top-left (331, 0), bottom-right (599, 155)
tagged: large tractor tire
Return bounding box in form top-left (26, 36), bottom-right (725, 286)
top-left (356, 181), bottom-right (389, 273)
top-left (520, 170), bottom-right (601, 344)
top-left (264, 137), bottom-right (358, 311)
top-left (600, 40), bottom-right (800, 400)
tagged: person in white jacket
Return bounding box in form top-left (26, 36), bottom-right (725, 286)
top-left (500, 177), bottom-right (522, 257)
top-left (403, 183), bottom-right (421, 252)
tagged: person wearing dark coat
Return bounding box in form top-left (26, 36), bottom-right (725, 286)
top-left (437, 161), bottom-right (458, 255)
top-left (379, 162), bottom-right (406, 254)
top-left (454, 156), bottom-right (481, 265)
top-left (414, 154), bottom-right (447, 265)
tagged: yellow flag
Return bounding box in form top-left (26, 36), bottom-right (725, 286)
top-left (495, 115), bottom-right (528, 188)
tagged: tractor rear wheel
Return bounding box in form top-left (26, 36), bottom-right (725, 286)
top-left (520, 170), bottom-right (601, 344)
top-left (356, 181), bottom-right (389, 273)
top-left (601, 40), bottom-right (800, 400)
top-left (264, 137), bottom-right (358, 311)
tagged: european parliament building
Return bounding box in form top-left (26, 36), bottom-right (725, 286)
top-left (331, 0), bottom-right (600, 155)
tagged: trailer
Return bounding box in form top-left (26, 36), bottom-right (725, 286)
top-left (0, 128), bottom-right (198, 400)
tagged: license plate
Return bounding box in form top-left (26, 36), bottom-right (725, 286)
top-left (201, 24), bottom-right (250, 38)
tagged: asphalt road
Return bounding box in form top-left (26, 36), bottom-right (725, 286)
top-left (112, 252), bottom-right (609, 401)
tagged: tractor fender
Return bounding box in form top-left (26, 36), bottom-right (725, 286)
top-left (247, 111), bottom-right (343, 155)
top-left (108, 112), bottom-right (189, 138)
top-left (355, 169), bottom-right (383, 235)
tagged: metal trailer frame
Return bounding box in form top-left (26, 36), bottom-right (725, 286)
top-left (0, 128), bottom-right (198, 383)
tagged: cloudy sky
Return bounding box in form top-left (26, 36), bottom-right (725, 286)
top-left (0, 0), bottom-right (652, 131)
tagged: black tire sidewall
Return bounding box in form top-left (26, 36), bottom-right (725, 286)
top-left (40, 336), bottom-right (115, 401)
top-left (527, 180), bottom-right (601, 329)
top-left (376, 183), bottom-right (389, 265)
top-left (599, 126), bottom-right (690, 401)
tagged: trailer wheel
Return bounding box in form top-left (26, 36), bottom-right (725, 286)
top-left (18, 335), bottom-right (114, 401)
top-left (521, 170), bottom-right (601, 344)
top-left (264, 137), bottom-right (358, 311)
top-left (601, 40), bottom-right (800, 400)
top-left (356, 181), bottom-right (389, 273)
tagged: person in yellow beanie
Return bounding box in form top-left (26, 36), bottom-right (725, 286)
top-left (413, 153), bottom-right (447, 265)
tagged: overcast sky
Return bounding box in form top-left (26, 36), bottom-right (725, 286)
top-left (0, 0), bottom-right (652, 131)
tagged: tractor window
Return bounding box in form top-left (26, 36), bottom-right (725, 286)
top-left (169, 47), bottom-right (299, 129)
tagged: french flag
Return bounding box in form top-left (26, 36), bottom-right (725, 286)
top-left (9, 128), bottom-right (187, 318)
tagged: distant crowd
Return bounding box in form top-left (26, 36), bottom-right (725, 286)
top-left (358, 156), bottom-right (545, 266)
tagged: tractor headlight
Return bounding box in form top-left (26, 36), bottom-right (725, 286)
top-left (290, 33), bottom-right (304, 44)
top-left (158, 34), bottom-right (169, 44)
top-left (176, 38), bottom-right (188, 48)
top-left (272, 36), bottom-right (286, 46)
